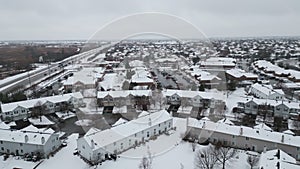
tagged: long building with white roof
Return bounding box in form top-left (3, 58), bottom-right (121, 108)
top-left (77, 110), bottom-right (173, 164)
top-left (249, 83), bottom-right (285, 100)
top-left (0, 125), bottom-right (61, 158)
top-left (186, 117), bottom-right (300, 160)
top-left (0, 92), bottom-right (83, 121)
top-left (97, 90), bottom-right (151, 108)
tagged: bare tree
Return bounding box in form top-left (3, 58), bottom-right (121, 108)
top-left (213, 145), bottom-right (237, 169)
top-left (32, 101), bottom-right (45, 122)
top-left (247, 155), bottom-right (259, 169)
top-left (139, 147), bottom-right (153, 169)
top-left (194, 146), bottom-right (218, 169)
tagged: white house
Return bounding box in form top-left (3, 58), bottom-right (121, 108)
top-left (0, 92), bottom-right (83, 121)
top-left (63, 67), bottom-right (104, 91)
top-left (186, 117), bottom-right (300, 160)
top-left (0, 125), bottom-right (61, 158)
top-left (259, 149), bottom-right (300, 169)
top-left (77, 110), bottom-right (173, 164)
top-left (249, 83), bottom-right (284, 100)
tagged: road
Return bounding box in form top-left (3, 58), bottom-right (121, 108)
top-left (0, 44), bottom-right (111, 93)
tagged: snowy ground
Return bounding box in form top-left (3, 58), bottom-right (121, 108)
top-left (55, 111), bottom-right (76, 120)
top-left (0, 118), bottom-right (251, 169)
top-left (28, 116), bottom-right (55, 125)
top-left (75, 119), bottom-right (93, 126)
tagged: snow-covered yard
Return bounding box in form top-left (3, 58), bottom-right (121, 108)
top-left (75, 119), bottom-right (93, 126)
top-left (28, 116), bottom-right (54, 125)
top-left (55, 111), bottom-right (76, 120)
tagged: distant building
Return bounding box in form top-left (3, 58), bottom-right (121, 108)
top-left (0, 92), bottom-right (83, 121)
top-left (236, 97), bottom-right (300, 118)
top-left (198, 57), bottom-right (236, 70)
top-left (0, 125), bottom-right (61, 158)
top-left (63, 68), bottom-right (104, 91)
top-left (186, 117), bottom-right (300, 160)
top-left (226, 68), bottom-right (258, 81)
top-left (97, 90), bottom-right (151, 110)
top-left (77, 110), bottom-right (173, 164)
top-left (249, 83), bottom-right (284, 100)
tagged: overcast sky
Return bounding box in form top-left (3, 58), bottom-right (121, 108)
top-left (1, 0), bottom-right (300, 40)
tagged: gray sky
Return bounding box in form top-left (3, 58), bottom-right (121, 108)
top-left (1, 0), bottom-right (300, 40)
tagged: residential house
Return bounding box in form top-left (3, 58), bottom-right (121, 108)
top-left (77, 110), bottom-right (173, 164)
top-left (186, 117), bottom-right (300, 160)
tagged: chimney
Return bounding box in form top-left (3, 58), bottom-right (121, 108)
top-left (240, 127), bottom-right (243, 135)
top-left (91, 139), bottom-right (95, 149)
top-left (41, 137), bottom-right (45, 144)
top-left (202, 121), bottom-right (206, 128)
top-left (148, 118), bottom-right (152, 126)
top-left (25, 135), bottom-right (28, 143)
top-left (281, 135), bottom-right (284, 143)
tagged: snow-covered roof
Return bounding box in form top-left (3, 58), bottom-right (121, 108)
top-left (131, 69), bottom-right (153, 84)
top-left (199, 57), bottom-right (236, 67)
top-left (254, 123), bottom-right (272, 131)
top-left (250, 83), bottom-right (284, 97)
top-left (0, 122), bottom-right (10, 129)
top-left (112, 118), bottom-right (128, 127)
top-left (64, 67), bottom-right (103, 86)
top-left (129, 60), bottom-right (145, 67)
top-left (226, 68), bottom-right (258, 79)
top-left (82, 110), bottom-right (172, 149)
top-left (238, 97), bottom-right (300, 110)
top-left (98, 73), bottom-right (124, 91)
top-left (97, 90), bottom-right (151, 99)
top-left (188, 118), bottom-right (300, 148)
top-left (1, 92), bottom-right (83, 113)
top-left (0, 127), bottom-right (56, 145)
top-left (162, 89), bottom-right (226, 101)
top-left (189, 69), bottom-right (220, 81)
top-left (259, 149), bottom-right (300, 169)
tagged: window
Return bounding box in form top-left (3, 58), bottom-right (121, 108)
top-left (135, 134), bottom-right (137, 137)
top-left (82, 146), bottom-right (85, 149)
top-left (21, 150), bottom-right (23, 153)
top-left (1, 147), bottom-right (3, 151)
top-left (114, 142), bottom-right (116, 146)
top-left (20, 143), bottom-right (23, 146)
top-left (0, 141), bottom-right (3, 144)
top-left (147, 132), bottom-right (150, 137)
top-left (246, 137), bottom-right (249, 140)
top-left (232, 135), bottom-right (235, 138)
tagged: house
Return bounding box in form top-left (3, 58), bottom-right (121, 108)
top-left (186, 117), bottom-right (300, 160)
top-left (0, 125), bottom-right (61, 158)
top-left (162, 90), bottom-right (225, 108)
top-left (249, 83), bottom-right (284, 100)
top-left (258, 149), bottom-right (300, 169)
top-left (236, 97), bottom-right (300, 118)
top-left (198, 57), bottom-right (236, 70)
top-left (63, 67), bottom-right (104, 91)
top-left (0, 92), bottom-right (83, 121)
top-left (226, 68), bottom-right (258, 81)
top-left (77, 110), bottom-right (173, 164)
top-left (189, 68), bottom-right (221, 86)
top-left (130, 68), bottom-right (154, 90)
top-left (97, 90), bottom-right (151, 109)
